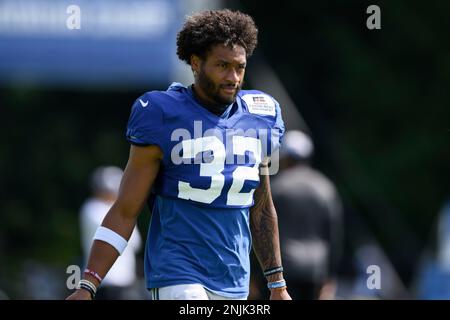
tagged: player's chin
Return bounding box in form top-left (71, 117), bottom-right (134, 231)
top-left (219, 90), bottom-right (237, 104)
top-left (220, 96), bottom-right (236, 105)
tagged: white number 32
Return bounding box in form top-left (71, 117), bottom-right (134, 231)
top-left (178, 136), bottom-right (262, 206)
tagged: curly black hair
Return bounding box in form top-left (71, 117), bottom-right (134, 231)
top-left (176, 9), bottom-right (258, 65)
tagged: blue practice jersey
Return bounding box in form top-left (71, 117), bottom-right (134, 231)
top-left (126, 83), bottom-right (285, 298)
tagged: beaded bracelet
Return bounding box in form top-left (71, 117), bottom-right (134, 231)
top-left (263, 266), bottom-right (284, 277)
top-left (77, 279), bottom-right (97, 299)
top-left (267, 279), bottom-right (287, 290)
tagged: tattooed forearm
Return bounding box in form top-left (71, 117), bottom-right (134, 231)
top-left (250, 169), bottom-right (284, 281)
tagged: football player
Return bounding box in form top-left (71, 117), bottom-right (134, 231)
top-left (67, 9), bottom-right (291, 300)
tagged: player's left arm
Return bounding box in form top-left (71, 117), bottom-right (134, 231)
top-left (250, 161), bottom-right (292, 300)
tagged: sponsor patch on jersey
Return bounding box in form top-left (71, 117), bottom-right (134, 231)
top-left (242, 94), bottom-right (276, 116)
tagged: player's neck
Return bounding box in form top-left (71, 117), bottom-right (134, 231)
top-left (191, 84), bottom-right (228, 116)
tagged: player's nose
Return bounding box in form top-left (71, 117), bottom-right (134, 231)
top-left (225, 68), bottom-right (240, 83)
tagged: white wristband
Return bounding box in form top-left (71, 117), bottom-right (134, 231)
top-left (93, 226), bottom-right (128, 255)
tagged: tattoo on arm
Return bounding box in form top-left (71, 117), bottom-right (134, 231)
top-left (250, 168), bottom-right (283, 280)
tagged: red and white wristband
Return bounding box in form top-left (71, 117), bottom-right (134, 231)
top-left (84, 268), bottom-right (103, 283)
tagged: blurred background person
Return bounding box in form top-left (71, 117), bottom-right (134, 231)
top-left (270, 130), bottom-right (343, 300)
top-left (413, 199), bottom-right (450, 299)
top-left (80, 166), bottom-right (143, 300)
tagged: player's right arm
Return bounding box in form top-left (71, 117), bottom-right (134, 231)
top-left (66, 144), bottom-right (162, 300)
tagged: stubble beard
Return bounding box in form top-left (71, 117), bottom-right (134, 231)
top-left (197, 68), bottom-right (242, 109)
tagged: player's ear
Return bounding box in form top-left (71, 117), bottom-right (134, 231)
top-left (190, 55), bottom-right (200, 75)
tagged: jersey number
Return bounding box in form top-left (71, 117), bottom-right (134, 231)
top-left (178, 136), bottom-right (262, 205)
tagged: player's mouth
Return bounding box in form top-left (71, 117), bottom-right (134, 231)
top-left (221, 86), bottom-right (237, 94)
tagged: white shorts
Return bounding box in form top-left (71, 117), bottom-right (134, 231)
top-left (150, 284), bottom-right (247, 300)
